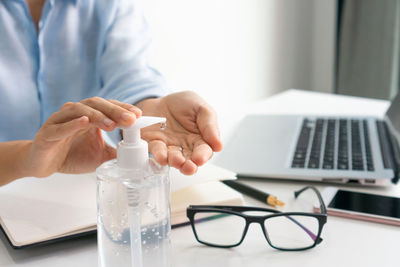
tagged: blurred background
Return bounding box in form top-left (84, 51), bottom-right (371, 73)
top-left (141, 0), bottom-right (400, 118)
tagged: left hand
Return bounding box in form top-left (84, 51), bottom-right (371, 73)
top-left (136, 91), bottom-right (223, 175)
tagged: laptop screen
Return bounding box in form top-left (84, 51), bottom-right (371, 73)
top-left (386, 92), bottom-right (400, 134)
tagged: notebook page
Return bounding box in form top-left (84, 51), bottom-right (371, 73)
top-left (171, 181), bottom-right (244, 225)
top-left (170, 164), bottom-right (236, 192)
top-left (0, 173), bottom-right (96, 246)
top-left (0, 163), bottom-right (236, 246)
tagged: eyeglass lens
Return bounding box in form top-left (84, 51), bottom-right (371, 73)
top-left (263, 215), bottom-right (319, 249)
top-left (193, 212), bottom-right (246, 246)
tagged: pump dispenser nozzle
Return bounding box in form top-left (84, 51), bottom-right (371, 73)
top-left (117, 116), bottom-right (166, 170)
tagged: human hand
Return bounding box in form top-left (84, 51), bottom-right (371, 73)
top-left (136, 91), bottom-right (223, 175)
top-left (26, 97), bottom-right (141, 177)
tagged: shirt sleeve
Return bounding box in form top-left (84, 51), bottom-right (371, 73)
top-left (98, 0), bottom-right (171, 144)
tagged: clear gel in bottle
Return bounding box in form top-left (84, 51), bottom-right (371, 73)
top-left (97, 117), bottom-right (171, 267)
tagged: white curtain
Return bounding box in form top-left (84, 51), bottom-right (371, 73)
top-left (336, 0), bottom-right (400, 100)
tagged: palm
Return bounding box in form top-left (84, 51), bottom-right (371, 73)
top-left (138, 91), bottom-right (222, 174)
top-left (142, 106), bottom-right (203, 156)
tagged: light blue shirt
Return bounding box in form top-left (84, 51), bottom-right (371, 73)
top-left (0, 0), bottom-right (169, 143)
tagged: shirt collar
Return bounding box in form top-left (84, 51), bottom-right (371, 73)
top-left (10, 0), bottom-right (78, 4)
top-left (49, 0), bottom-right (78, 5)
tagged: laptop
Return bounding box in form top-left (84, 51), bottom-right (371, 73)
top-left (214, 93), bottom-right (400, 186)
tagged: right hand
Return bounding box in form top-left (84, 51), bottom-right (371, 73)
top-left (26, 97), bottom-right (141, 177)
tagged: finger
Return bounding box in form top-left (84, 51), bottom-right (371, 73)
top-left (43, 116), bottom-right (90, 141)
top-left (180, 160), bottom-right (198, 175)
top-left (80, 97), bottom-right (136, 127)
top-left (108, 99), bottom-right (142, 118)
top-left (102, 142), bottom-right (117, 162)
top-left (48, 102), bottom-right (117, 131)
top-left (167, 146), bottom-right (186, 169)
top-left (148, 140), bottom-right (168, 166)
top-left (181, 146), bottom-right (192, 159)
top-left (191, 141), bottom-right (213, 166)
top-left (196, 105), bottom-right (223, 152)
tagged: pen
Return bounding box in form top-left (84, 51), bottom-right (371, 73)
top-left (222, 180), bottom-right (285, 207)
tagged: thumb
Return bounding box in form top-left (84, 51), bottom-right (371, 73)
top-left (102, 142), bottom-right (117, 162)
top-left (43, 116), bottom-right (89, 141)
top-left (196, 105), bottom-right (223, 152)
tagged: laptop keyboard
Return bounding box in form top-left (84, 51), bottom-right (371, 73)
top-left (291, 118), bottom-right (374, 171)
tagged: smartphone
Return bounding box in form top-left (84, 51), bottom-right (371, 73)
top-left (314, 187), bottom-right (400, 226)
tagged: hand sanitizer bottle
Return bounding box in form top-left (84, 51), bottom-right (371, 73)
top-left (96, 116), bottom-right (171, 267)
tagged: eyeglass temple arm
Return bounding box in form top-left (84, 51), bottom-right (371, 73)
top-left (285, 215), bottom-right (321, 243)
top-left (291, 186), bottom-right (327, 244)
top-left (294, 186), bottom-right (327, 214)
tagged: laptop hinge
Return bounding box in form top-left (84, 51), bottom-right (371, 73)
top-left (380, 120), bottom-right (400, 184)
top-left (388, 132), bottom-right (400, 184)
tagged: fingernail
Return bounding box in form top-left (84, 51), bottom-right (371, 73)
top-left (80, 116), bottom-right (88, 122)
top-left (104, 118), bottom-right (115, 126)
top-left (129, 107), bottom-right (142, 116)
top-left (121, 112), bottom-right (135, 121)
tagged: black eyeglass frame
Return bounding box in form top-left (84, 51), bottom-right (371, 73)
top-left (186, 186), bottom-right (327, 251)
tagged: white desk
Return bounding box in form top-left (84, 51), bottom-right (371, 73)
top-left (1, 89), bottom-right (399, 267)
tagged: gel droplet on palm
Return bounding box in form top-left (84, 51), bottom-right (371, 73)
top-left (160, 122), bottom-right (166, 130)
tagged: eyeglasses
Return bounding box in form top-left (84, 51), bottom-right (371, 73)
top-left (186, 186), bottom-right (327, 251)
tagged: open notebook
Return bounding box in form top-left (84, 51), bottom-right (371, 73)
top-left (0, 164), bottom-right (243, 249)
